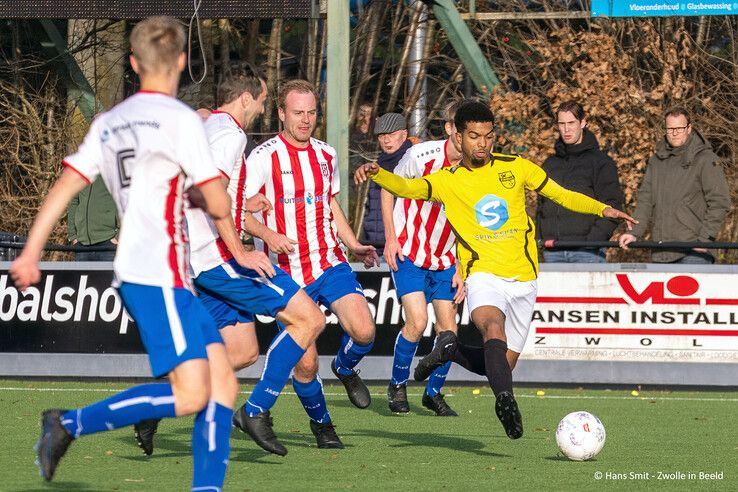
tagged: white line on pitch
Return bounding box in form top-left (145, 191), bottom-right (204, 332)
top-left (0, 386), bottom-right (736, 402)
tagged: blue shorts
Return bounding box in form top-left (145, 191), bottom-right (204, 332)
top-left (304, 262), bottom-right (364, 308)
top-left (117, 282), bottom-right (222, 378)
top-left (390, 260), bottom-right (456, 303)
top-left (194, 258), bottom-right (300, 329)
top-left (276, 262), bottom-right (363, 331)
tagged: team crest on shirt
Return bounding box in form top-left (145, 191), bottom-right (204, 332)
top-left (498, 171), bottom-right (515, 189)
top-left (319, 160), bottom-right (329, 177)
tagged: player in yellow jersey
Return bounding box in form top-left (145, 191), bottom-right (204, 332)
top-left (355, 101), bottom-right (636, 440)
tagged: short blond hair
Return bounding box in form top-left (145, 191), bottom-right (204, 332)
top-left (278, 79), bottom-right (317, 109)
top-left (130, 16), bottom-right (186, 74)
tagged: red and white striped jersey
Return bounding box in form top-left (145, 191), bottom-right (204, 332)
top-left (187, 110), bottom-right (249, 276)
top-left (63, 91), bottom-right (221, 289)
top-left (392, 139), bottom-right (456, 270)
top-left (245, 134), bottom-right (346, 287)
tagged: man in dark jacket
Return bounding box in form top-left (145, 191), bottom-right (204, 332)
top-left (536, 101), bottom-right (623, 263)
top-left (361, 112), bottom-right (412, 250)
top-left (619, 107), bottom-right (730, 263)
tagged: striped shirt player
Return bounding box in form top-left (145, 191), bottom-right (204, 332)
top-left (244, 99), bottom-right (376, 412)
top-left (245, 134), bottom-right (347, 287)
top-left (384, 138), bottom-right (463, 416)
top-left (392, 139), bottom-right (456, 271)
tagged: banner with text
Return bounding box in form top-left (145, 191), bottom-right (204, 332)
top-left (592, 0), bottom-right (738, 17)
top-left (0, 267), bottom-right (736, 364)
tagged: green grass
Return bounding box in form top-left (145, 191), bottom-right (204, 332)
top-left (1, 379), bottom-right (736, 491)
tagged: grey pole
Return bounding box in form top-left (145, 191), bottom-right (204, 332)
top-left (407, 1), bottom-right (428, 138)
top-left (326, 0), bottom-right (350, 213)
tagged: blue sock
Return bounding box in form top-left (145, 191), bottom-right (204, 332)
top-left (426, 361), bottom-right (452, 396)
top-left (292, 377), bottom-right (331, 424)
top-left (391, 332), bottom-right (418, 385)
top-left (61, 383), bottom-right (176, 438)
top-left (334, 332), bottom-right (374, 376)
top-left (245, 331), bottom-right (305, 416)
top-left (192, 401), bottom-right (232, 492)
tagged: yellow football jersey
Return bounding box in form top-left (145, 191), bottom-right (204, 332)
top-left (372, 153), bottom-right (607, 281)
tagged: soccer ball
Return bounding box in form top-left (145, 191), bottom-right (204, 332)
top-left (555, 411), bottom-right (606, 461)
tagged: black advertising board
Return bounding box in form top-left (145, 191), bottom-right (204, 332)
top-left (0, 264), bottom-right (481, 356)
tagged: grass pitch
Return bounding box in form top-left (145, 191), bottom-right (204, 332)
top-left (1, 379), bottom-right (736, 491)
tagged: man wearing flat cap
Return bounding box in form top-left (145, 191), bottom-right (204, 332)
top-left (361, 113), bottom-right (413, 249)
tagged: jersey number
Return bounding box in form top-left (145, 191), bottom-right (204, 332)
top-left (116, 149), bottom-right (135, 188)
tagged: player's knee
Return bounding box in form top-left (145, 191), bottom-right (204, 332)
top-left (230, 344), bottom-right (259, 371)
top-left (479, 320), bottom-right (505, 340)
top-left (175, 386), bottom-right (210, 415)
top-left (294, 356), bottom-right (319, 380)
top-left (304, 307), bottom-right (326, 336)
top-left (403, 319), bottom-right (427, 341)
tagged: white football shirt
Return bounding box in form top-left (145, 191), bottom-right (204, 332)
top-left (187, 110), bottom-right (249, 276)
top-left (63, 91), bottom-right (221, 288)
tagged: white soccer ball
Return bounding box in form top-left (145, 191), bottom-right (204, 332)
top-left (555, 411), bottom-right (606, 461)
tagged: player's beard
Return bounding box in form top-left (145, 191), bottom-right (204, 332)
top-left (470, 156), bottom-right (486, 167)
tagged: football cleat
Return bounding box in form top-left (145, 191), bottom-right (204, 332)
top-left (422, 390), bottom-right (458, 417)
top-left (232, 407), bottom-right (287, 456)
top-left (414, 331), bottom-right (458, 382)
top-left (309, 420), bottom-right (344, 449)
top-left (36, 409), bottom-right (74, 481)
top-left (495, 391), bottom-right (524, 439)
top-left (387, 383), bottom-right (410, 413)
top-left (331, 359), bottom-right (371, 409)
top-left (133, 419), bottom-right (160, 456)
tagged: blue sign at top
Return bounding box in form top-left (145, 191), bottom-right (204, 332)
top-left (592, 0), bottom-right (738, 17)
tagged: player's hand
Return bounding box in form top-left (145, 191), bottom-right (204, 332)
top-left (618, 233), bottom-right (637, 250)
top-left (245, 193), bottom-right (272, 214)
top-left (264, 230), bottom-right (297, 254)
top-left (352, 243), bottom-right (380, 269)
top-left (9, 254), bottom-right (41, 291)
top-left (383, 237), bottom-right (404, 272)
top-left (452, 269), bottom-right (465, 305)
top-left (353, 163), bottom-right (380, 185)
top-left (235, 250), bottom-right (276, 278)
top-left (603, 207), bottom-right (638, 231)
top-left (693, 247), bottom-right (708, 253)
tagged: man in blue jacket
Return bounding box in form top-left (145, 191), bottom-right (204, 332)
top-left (361, 113), bottom-right (412, 253)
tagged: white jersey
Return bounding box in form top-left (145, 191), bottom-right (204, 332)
top-left (187, 110), bottom-right (249, 276)
top-left (392, 139), bottom-right (456, 270)
top-left (245, 134), bottom-right (346, 287)
top-left (63, 91), bottom-right (221, 289)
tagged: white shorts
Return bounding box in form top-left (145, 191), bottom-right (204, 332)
top-left (464, 272), bottom-right (538, 353)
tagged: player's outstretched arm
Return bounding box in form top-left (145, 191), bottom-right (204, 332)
top-left (243, 214), bottom-right (297, 254)
top-left (602, 207), bottom-right (638, 231)
top-left (354, 164), bottom-right (430, 201)
top-left (329, 197), bottom-right (380, 269)
top-left (10, 168), bottom-right (89, 290)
